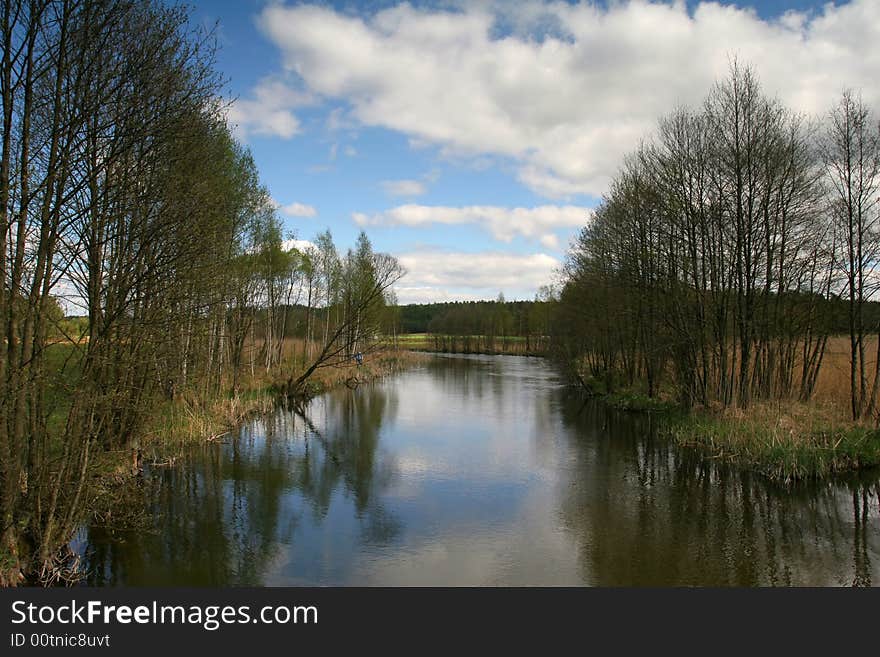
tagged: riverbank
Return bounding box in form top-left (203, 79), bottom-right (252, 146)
top-left (665, 401), bottom-right (880, 481)
top-left (139, 347), bottom-right (424, 454)
top-left (576, 378), bottom-right (880, 481)
top-left (393, 333), bottom-right (547, 356)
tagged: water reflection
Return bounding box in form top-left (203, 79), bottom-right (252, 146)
top-left (556, 399), bottom-right (880, 586)
top-left (82, 354), bottom-right (880, 586)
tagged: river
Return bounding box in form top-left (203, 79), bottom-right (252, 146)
top-left (80, 354), bottom-right (880, 585)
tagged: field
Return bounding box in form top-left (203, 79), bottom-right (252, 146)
top-left (812, 335), bottom-right (875, 406)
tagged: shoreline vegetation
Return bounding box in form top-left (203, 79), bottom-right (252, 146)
top-left (20, 342), bottom-right (421, 586)
top-left (142, 346), bottom-right (423, 454)
top-left (578, 376), bottom-right (880, 481)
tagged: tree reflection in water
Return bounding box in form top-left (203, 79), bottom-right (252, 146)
top-left (83, 384), bottom-right (399, 585)
top-left (556, 398), bottom-right (880, 586)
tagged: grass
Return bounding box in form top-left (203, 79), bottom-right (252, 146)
top-left (665, 401), bottom-right (880, 481)
top-left (140, 345), bottom-right (424, 453)
top-left (144, 390), bottom-right (276, 449)
top-left (43, 340), bottom-right (85, 436)
top-left (573, 373), bottom-right (679, 412)
top-left (568, 336), bottom-right (880, 480)
top-left (298, 348), bottom-right (424, 395)
top-left (602, 391), bottom-right (676, 412)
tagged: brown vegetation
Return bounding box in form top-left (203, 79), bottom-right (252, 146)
top-left (141, 340), bottom-right (422, 452)
top-left (812, 335), bottom-right (877, 407)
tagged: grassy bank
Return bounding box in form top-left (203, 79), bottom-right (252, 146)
top-left (393, 333), bottom-right (548, 356)
top-left (276, 348), bottom-right (426, 401)
top-left (585, 388), bottom-right (880, 481)
top-left (139, 347), bottom-right (424, 454)
top-left (572, 374), bottom-right (679, 412)
top-left (664, 401), bottom-right (880, 481)
top-left (574, 356), bottom-right (880, 481)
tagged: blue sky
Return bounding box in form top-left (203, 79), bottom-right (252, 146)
top-left (180, 0), bottom-right (877, 303)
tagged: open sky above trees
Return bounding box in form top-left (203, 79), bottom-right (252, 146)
top-left (194, 0), bottom-right (880, 304)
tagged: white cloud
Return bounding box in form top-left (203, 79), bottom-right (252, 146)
top-left (395, 250), bottom-right (560, 302)
top-left (258, 0), bottom-right (880, 198)
top-left (282, 238), bottom-right (317, 253)
top-left (280, 202), bottom-right (317, 217)
top-left (353, 204), bottom-right (589, 246)
top-left (270, 198), bottom-right (317, 217)
top-left (226, 76), bottom-right (313, 140)
top-left (381, 179), bottom-right (427, 197)
top-left (539, 233), bottom-right (559, 250)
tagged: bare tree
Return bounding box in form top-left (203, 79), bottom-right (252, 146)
top-left (823, 90), bottom-right (880, 420)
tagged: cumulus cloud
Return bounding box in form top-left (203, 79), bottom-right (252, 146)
top-left (226, 76), bottom-right (313, 140)
top-left (381, 179), bottom-right (428, 197)
top-left (280, 202), bottom-right (317, 217)
top-left (395, 250), bottom-right (560, 302)
top-left (271, 198), bottom-right (318, 217)
top-left (257, 0), bottom-right (880, 197)
top-left (353, 204), bottom-right (589, 246)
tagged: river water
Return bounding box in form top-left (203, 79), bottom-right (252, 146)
top-left (82, 354), bottom-right (880, 586)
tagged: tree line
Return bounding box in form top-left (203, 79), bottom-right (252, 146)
top-left (399, 297), bottom-right (553, 337)
top-left (1, 0), bottom-right (401, 584)
top-left (554, 63), bottom-right (880, 419)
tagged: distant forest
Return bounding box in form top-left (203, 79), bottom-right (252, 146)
top-left (395, 299), bottom-right (552, 337)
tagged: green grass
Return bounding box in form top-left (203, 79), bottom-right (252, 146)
top-left (573, 372), bottom-right (880, 480)
top-left (602, 392), bottom-right (677, 412)
top-left (55, 316), bottom-right (88, 340)
top-left (662, 404), bottom-right (880, 481)
top-left (574, 374), bottom-right (677, 412)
